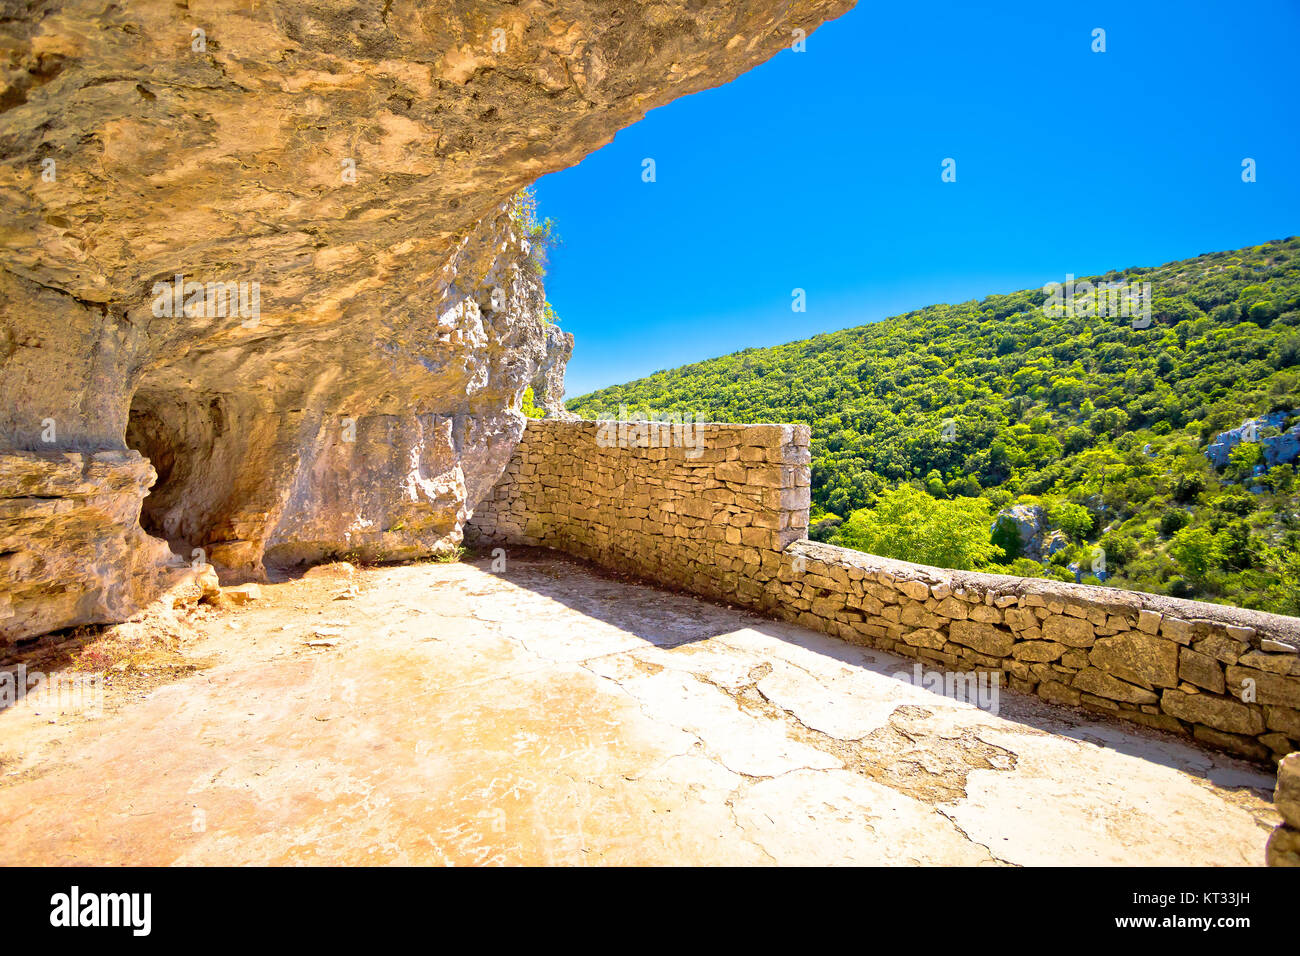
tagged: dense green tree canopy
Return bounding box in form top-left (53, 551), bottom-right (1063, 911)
top-left (569, 238), bottom-right (1300, 616)
top-left (831, 486), bottom-right (1002, 570)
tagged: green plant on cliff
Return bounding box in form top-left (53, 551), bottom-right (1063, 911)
top-left (520, 386), bottom-right (545, 420)
top-left (567, 237), bottom-right (1300, 616)
top-left (510, 188), bottom-right (563, 328)
top-left (1168, 526), bottom-right (1220, 581)
top-left (509, 187), bottom-right (561, 278)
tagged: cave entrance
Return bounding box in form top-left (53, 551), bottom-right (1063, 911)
top-left (125, 387), bottom-right (226, 560)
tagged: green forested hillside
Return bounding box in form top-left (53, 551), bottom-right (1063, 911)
top-left (568, 238), bottom-right (1300, 616)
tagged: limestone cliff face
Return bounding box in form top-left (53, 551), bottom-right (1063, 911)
top-left (0, 0), bottom-right (853, 641)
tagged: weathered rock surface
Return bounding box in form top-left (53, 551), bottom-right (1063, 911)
top-left (1268, 753), bottom-right (1300, 866)
top-left (994, 503), bottom-right (1069, 562)
top-left (0, 554), bottom-right (1280, 865)
top-left (0, 0), bottom-right (852, 640)
top-left (1205, 410), bottom-right (1300, 469)
top-left (1, 449), bottom-right (175, 635)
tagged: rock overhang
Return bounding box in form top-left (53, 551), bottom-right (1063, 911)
top-left (0, 0), bottom-right (857, 640)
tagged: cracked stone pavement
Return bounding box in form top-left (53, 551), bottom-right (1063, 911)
top-left (0, 552), bottom-right (1281, 865)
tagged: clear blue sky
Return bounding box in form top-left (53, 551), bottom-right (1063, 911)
top-left (534, 0), bottom-right (1300, 398)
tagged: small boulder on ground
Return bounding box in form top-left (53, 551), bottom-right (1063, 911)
top-left (222, 583), bottom-right (263, 606)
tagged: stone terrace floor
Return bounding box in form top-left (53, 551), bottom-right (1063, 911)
top-left (0, 551), bottom-right (1282, 865)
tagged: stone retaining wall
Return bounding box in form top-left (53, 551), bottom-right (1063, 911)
top-left (468, 419), bottom-right (1300, 766)
top-left (775, 540), bottom-right (1300, 765)
top-left (467, 419), bottom-right (810, 603)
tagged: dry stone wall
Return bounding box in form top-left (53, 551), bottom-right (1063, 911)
top-left (470, 419), bottom-right (1300, 768)
top-left (467, 420), bottom-right (810, 604)
top-left (774, 539), bottom-right (1300, 765)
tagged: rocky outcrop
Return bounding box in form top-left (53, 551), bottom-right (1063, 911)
top-left (995, 504), bottom-right (1068, 562)
top-left (0, 448), bottom-right (219, 640)
top-left (1205, 410), bottom-right (1300, 470)
top-left (1268, 753), bottom-right (1300, 865)
top-left (0, 0), bottom-right (853, 641)
top-left (530, 324), bottom-right (577, 419)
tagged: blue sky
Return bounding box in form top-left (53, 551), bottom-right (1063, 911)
top-left (534, 0), bottom-right (1300, 398)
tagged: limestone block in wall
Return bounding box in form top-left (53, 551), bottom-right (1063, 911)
top-left (1192, 632), bottom-right (1244, 665)
top-left (1011, 641), bottom-right (1066, 663)
top-left (1073, 668), bottom-right (1159, 705)
top-left (1267, 706), bottom-right (1300, 739)
top-left (949, 620), bottom-right (1015, 657)
top-left (1239, 649), bottom-right (1300, 674)
top-left (1042, 615), bottom-right (1096, 647)
top-left (1160, 617), bottom-right (1197, 644)
top-left (713, 462), bottom-right (748, 484)
top-left (782, 444), bottom-right (813, 467)
top-left (736, 424), bottom-right (796, 448)
top-left (1178, 647), bottom-right (1227, 693)
top-left (1161, 689), bottom-right (1265, 736)
top-left (1088, 631), bottom-right (1180, 690)
top-left (1225, 666), bottom-right (1300, 708)
top-left (1193, 725), bottom-right (1273, 762)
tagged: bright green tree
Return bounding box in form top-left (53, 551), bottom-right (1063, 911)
top-left (1227, 441), bottom-right (1264, 478)
top-left (1170, 526), bottom-right (1220, 581)
top-left (991, 515), bottom-right (1024, 561)
top-left (831, 485), bottom-right (1002, 570)
top-left (1049, 502), bottom-right (1094, 540)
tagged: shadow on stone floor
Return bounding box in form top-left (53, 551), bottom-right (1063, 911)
top-left (473, 546), bottom-right (745, 649)
top-left (477, 546), bottom-right (1277, 797)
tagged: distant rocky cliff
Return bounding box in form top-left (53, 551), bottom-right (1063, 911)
top-left (0, 0), bottom-right (853, 642)
top-left (1205, 410), bottom-right (1300, 472)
